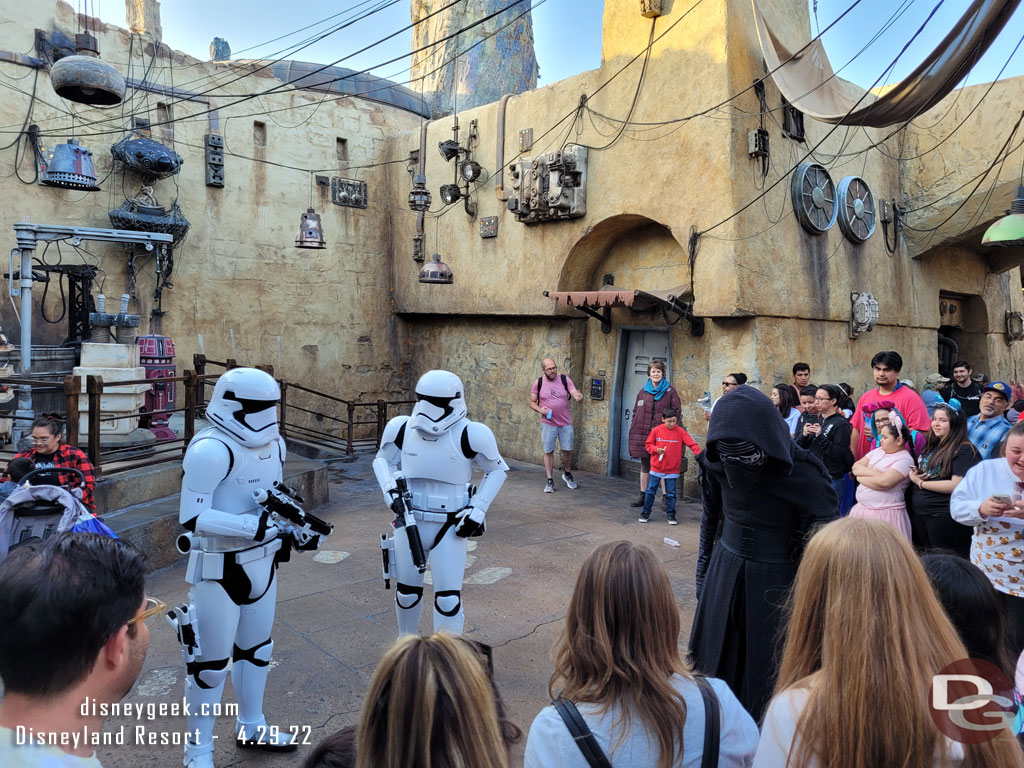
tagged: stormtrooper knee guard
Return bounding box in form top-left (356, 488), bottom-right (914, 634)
top-left (182, 659), bottom-right (230, 768)
top-left (395, 582), bottom-right (424, 636)
top-left (434, 589), bottom-right (464, 635)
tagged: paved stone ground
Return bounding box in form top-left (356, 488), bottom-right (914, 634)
top-left (98, 456), bottom-right (703, 767)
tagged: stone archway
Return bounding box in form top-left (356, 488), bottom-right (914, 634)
top-left (557, 214), bottom-right (690, 294)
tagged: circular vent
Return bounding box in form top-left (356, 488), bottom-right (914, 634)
top-left (791, 162), bottom-right (837, 235)
top-left (836, 176), bottom-right (876, 243)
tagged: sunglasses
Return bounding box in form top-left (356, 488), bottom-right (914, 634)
top-left (722, 381), bottom-right (737, 387)
top-left (128, 596), bottom-right (167, 626)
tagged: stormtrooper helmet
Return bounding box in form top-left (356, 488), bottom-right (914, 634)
top-left (408, 370), bottom-right (467, 435)
top-left (205, 368), bottom-right (280, 447)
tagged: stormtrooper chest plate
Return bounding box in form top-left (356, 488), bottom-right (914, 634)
top-left (210, 439), bottom-right (282, 511)
top-left (400, 426), bottom-right (473, 486)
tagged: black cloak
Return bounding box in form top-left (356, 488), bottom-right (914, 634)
top-left (688, 385), bottom-right (838, 722)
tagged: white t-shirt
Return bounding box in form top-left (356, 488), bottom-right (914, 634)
top-left (951, 457), bottom-right (1024, 597)
top-left (754, 688), bottom-right (964, 767)
top-left (0, 726), bottom-right (103, 767)
top-left (525, 674), bottom-right (757, 767)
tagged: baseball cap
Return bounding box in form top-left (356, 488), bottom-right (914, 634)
top-left (901, 379), bottom-right (916, 390)
top-left (925, 373), bottom-right (950, 384)
top-left (983, 381), bottom-right (1011, 400)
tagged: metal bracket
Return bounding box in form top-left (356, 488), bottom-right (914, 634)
top-left (576, 305), bottom-right (612, 334)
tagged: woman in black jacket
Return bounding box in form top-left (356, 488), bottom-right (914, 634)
top-left (906, 403), bottom-right (979, 558)
top-left (796, 385), bottom-right (854, 515)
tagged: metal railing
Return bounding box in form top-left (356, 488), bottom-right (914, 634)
top-left (0, 359), bottom-right (414, 477)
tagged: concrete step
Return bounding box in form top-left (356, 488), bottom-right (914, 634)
top-left (102, 456), bottom-right (328, 570)
top-left (285, 434), bottom-right (377, 462)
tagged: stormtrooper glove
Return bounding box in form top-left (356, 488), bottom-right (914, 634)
top-left (454, 507), bottom-right (486, 538)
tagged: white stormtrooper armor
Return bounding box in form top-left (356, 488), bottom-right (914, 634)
top-left (373, 370), bottom-right (508, 635)
top-left (172, 368), bottom-right (297, 768)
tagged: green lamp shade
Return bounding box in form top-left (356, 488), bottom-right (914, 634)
top-left (982, 186), bottom-right (1024, 247)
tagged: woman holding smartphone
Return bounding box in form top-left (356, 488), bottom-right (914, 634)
top-left (907, 403), bottom-right (979, 557)
top-left (952, 422), bottom-right (1024, 661)
top-left (796, 385), bottom-right (854, 515)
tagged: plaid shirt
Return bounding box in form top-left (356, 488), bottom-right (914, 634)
top-left (12, 443), bottom-right (97, 510)
top-left (966, 414), bottom-right (1012, 460)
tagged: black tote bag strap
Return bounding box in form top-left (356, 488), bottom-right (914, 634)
top-left (552, 698), bottom-right (612, 768)
top-left (694, 676), bottom-right (720, 768)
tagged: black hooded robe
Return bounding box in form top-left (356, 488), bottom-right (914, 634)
top-left (688, 386), bottom-right (838, 722)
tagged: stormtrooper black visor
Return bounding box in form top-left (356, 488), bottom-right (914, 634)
top-left (415, 392), bottom-right (460, 422)
top-left (224, 391), bottom-right (278, 432)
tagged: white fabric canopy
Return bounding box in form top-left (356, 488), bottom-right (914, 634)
top-left (752, 0), bottom-right (1020, 127)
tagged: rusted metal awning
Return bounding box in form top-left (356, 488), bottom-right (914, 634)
top-left (543, 286), bottom-right (703, 336)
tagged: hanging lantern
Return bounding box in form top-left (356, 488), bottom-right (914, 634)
top-left (982, 186), bottom-right (1024, 248)
top-left (40, 138), bottom-right (100, 191)
top-left (418, 253), bottom-right (453, 284)
top-left (49, 33), bottom-right (126, 106)
top-left (408, 174), bottom-right (432, 212)
top-left (295, 208), bottom-right (326, 249)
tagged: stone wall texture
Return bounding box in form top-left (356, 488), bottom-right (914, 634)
top-left (410, 0), bottom-right (538, 116)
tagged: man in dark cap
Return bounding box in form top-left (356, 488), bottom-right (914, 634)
top-left (689, 385), bottom-right (838, 722)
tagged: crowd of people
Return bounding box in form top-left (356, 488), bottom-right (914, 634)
top-left (9, 350), bottom-right (1024, 767)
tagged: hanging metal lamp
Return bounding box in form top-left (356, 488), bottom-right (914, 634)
top-left (49, 33), bottom-right (126, 106)
top-left (295, 208), bottom-right (326, 249)
top-left (408, 174), bottom-right (432, 212)
top-left (982, 186), bottom-right (1024, 248)
top-left (418, 253), bottom-right (453, 284)
top-left (40, 138), bottom-right (101, 191)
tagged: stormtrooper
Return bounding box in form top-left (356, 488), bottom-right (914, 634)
top-left (374, 370), bottom-right (508, 635)
top-left (169, 368), bottom-right (314, 768)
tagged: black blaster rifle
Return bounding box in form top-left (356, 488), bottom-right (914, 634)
top-left (391, 475), bottom-right (427, 573)
top-left (252, 481), bottom-right (333, 551)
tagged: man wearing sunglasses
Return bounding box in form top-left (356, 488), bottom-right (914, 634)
top-left (0, 532), bottom-right (152, 766)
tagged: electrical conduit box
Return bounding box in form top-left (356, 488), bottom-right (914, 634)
top-left (508, 145), bottom-right (587, 224)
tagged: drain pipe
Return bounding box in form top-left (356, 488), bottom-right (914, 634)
top-left (495, 94), bottom-right (513, 201)
top-left (414, 119), bottom-right (430, 258)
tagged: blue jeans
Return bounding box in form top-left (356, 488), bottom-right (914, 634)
top-left (642, 474), bottom-right (676, 518)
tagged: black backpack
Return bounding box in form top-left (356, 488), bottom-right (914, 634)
top-left (536, 374), bottom-right (570, 399)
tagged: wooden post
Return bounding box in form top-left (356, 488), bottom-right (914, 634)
top-left (86, 375), bottom-right (102, 470)
top-left (192, 355), bottom-right (207, 408)
top-left (279, 380), bottom-right (288, 440)
top-left (257, 364), bottom-right (274, 377)
top-left (226, 358), bottom-right (238, 370)
top-left (376, 399), bottom-right (386, 449)
top-left (346, 402), bottom-right (355, 456)
top-left (183, 370), bottom-right (196, 454)
top-left (63, 375), bottom-right (81, 448)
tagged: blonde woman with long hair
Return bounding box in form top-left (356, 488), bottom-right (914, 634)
top-left (355, 633), bottom-right (517, 768)
top-left (526, 540), bottom-right (757, 767)
top-left (754, 517), bottom-right (1024, 768)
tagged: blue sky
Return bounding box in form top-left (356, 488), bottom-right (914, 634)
top-left (95, 0), bottom-right (1024, 91)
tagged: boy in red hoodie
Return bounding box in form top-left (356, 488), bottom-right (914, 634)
top-left (640, 407), bottom-right (700, 524)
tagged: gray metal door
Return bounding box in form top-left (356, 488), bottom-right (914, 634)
top-left (618, 330), bottom-right (670, 469)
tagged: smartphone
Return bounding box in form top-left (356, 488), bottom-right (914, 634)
top-left (805, 413), bottom-right (821, 425)
top-left (992, 494), bottom-right (1014, 505)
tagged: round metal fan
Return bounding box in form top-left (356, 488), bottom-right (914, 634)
top-left (836, 176), bottom-right (876, 243)
top-left (791, 162), bottom-right (837, 235)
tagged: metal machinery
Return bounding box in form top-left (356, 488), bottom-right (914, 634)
top-left (507, 144), bottom-right (588, 224)
top-left (9, 223), bottom-right (173, 445)
top-left (137, 333), bottom-right (176, 440)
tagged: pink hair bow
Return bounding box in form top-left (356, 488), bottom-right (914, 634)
top-left (889, 412), bottom-right (904, 430)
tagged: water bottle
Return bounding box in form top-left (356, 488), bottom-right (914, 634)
top-left (546, 409), bottom-right (553, 419)
top-left (663, 537), bottom-right (680, 547)
top-left (697, 391), bottom-right (711, 413)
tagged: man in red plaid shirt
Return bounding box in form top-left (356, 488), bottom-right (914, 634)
top-left (12, 417), bottom-right (97, 510)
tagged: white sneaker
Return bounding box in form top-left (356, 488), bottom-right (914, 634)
top-left (544, 479), bottom-right (555, 493)
top-left (562, 472), bottom-right (578, 490)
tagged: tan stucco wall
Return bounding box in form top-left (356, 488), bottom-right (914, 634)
top-left (0, 0), bottom-right (421, 403)
top-left (3, 0), bottom-right (1023, 479)
top-left (387, 0), bottom-right (1024, 474)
